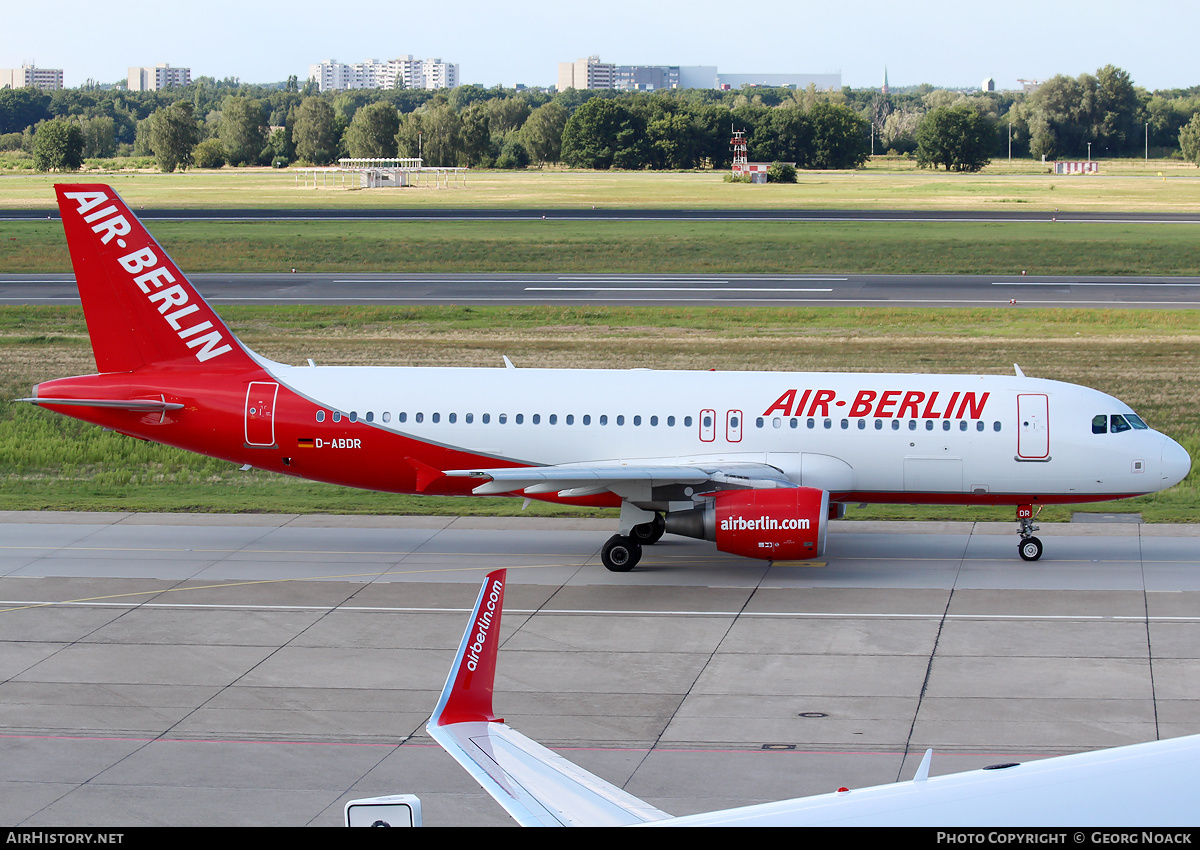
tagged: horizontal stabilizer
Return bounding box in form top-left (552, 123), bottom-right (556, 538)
top-left (16, 397), bottom-right (184, 411)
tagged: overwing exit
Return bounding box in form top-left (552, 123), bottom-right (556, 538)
top-left (21, 185), bottom-right (1191, 570)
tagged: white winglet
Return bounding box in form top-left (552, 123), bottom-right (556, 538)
top-left (426, 570), bottom-right (673, 827)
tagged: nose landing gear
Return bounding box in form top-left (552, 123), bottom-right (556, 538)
top-left (1017, 504), bottom-right (1043, 561)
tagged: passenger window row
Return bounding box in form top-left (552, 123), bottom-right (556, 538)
top-left (314, 410), bottom-right (697, 428)
top-left (312, 408), bottom-right (1003, 433)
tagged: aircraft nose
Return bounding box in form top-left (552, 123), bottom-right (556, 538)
top-left (1161, 437), bottom-right (1192, 489)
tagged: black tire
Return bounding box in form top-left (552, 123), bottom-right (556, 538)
top-left (1019, 536), bottom-right (1043, 561)
top-left (601, 535), bottom-right (642, 572)
top-left (631, 514), bottom-right (666, 545)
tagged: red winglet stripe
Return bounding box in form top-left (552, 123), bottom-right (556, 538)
top-left (438, 569), bottom-right (506, 725)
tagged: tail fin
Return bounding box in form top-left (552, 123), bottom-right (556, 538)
top-left (427, 569), bottom-right (673, 826)
top-left (55, 184), bottom-right (256, 373)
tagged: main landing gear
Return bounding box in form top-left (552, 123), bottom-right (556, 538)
top-left (600, 513), bottom-right (665, 572)
top-left (1017, 504), bottom-right (1043, 561)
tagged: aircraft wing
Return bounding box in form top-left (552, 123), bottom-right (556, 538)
top-left (426, 570), bottom-right (673, 827)
top-left (443, 460), bottom-right (796, 497)
top-left (429, 573), bottom-right (1200, 827)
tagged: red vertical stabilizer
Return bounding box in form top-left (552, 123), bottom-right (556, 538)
top-left (54, 184), bottom-right (256, 374)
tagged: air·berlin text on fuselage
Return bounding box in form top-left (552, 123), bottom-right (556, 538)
top-left (764, 388), bottom-right (991, 420)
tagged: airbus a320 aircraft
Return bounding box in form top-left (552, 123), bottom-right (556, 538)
top-left (22, 185), bottom-right (1191, 571)
top-left (422, 570), bottom-right (1200, 826)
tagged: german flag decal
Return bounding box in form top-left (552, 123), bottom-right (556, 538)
top-left (297, 438), bottom-right (315, 448)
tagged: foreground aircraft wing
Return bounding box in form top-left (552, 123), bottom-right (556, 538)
top-left (443, 461), bottom-right (796, 498)
top-left (426, 570), bottom-right (673, 827)
top-left (430, 574), bottom-right (1200, 827)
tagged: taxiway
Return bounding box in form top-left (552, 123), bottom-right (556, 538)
top-left (2, 512), bottom-right (1198, 826)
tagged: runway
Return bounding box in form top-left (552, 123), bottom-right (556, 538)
top-left (2, 512), bottom-right (1198, 826)
top-left (5, 272), bottom-right (1200, 308)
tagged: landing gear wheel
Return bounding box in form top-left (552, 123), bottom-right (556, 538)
top-left (631, 513), bottom-right (666, 545)
top-left (601, 535), bottom-right (642, 572)
top-left (1019, 536), bottom-right (1043, 561)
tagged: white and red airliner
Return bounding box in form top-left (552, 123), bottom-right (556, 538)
top-left (410, 569), bottom-right (1200, 826)
top-left (23, 185), bottom-right (1191, 570)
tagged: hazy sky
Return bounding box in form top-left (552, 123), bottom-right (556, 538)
top-left (6, 0), bottom-right (1198, 92)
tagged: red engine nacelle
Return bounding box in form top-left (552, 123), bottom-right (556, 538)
top-left (664, 487), bottom-right (829, 561)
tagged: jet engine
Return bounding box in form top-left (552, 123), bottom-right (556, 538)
top-left (664, 487), bottom-right (829, 561)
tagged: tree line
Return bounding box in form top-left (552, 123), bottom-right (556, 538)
top-left (6, 65), bottom-right (1200, 173)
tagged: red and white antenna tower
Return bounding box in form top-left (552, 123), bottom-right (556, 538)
top-left (730, 129), bottom-right (747, 175)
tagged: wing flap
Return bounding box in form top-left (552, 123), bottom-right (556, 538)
top-left (445, 461), bottom-right (796, 496)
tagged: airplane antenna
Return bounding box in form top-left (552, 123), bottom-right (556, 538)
top-left (503, 355), bottom-right (515, 369)
top-left (1013, 363), bottom-right (1026, 378)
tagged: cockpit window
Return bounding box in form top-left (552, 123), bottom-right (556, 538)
top-left (1092, 414), bottom-right (1107, 434)
top-left (1126, 414), bottom-right (1149, 430)
top-left (1110, 414), bottom-right (1131, 433)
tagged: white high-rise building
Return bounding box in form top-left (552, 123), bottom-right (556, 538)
top-left (127, 64), bottom-right (191, 91)
top-left (0, 64), bottom-right (64, 91)
top-left (558, 56), bottom-right (615, 91)
top-left (308, 57), bottom-right (459, 92)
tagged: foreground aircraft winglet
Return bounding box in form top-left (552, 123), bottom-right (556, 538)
top-left (426, 569), bottom-right (674, 827)
top-left (428, 572), bottom-right (1200, 827)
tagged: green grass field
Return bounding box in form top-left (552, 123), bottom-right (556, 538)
top-left (5, 218), bottom-right (1200, 277)
top-left (2, 159), bottom-right (1199, 212)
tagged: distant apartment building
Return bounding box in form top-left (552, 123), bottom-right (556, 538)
top-left (0, 64), bottom-right (64, 90)
top-left (308, 57), bottom-right (459, 92)
top-left (558, 57), bottom-right (838, 91)
top-left (558, 56), bottom-right (616, 91)
top-left (127, 64), bottom-right (191, 91)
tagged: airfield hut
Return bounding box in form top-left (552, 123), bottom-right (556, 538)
top-left (295, 158), bottom-right (468, 189)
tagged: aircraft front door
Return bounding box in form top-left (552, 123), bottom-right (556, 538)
top-left (245, 381), bottom-right (279, 447)
top-left (1016, 393), bottom-right (1049, 460)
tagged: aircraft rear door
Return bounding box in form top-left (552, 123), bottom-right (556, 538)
top-left (245, 381), bottom-right (279, 448)
top-left (1016, 393), bottom-right (1049, 460)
